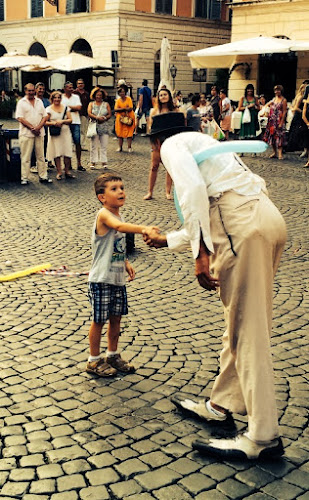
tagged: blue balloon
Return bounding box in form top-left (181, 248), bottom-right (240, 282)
top-left (173, 140), bottom-right (268, 224)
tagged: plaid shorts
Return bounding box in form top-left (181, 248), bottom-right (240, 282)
top-left (88, 282), bottom-right (128, 324)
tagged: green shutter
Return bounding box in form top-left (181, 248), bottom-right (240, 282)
top-left (31, 0), bottom-right (43, 18)
top-left (210, 0), bottom-right (221, 20)
top-left (0, 0), bottom-right (4, 21)
top-left (66, 0), bottom-right (74, 14)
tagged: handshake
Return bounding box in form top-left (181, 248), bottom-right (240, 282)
top-left (142, 226), bottom-right (167, 248)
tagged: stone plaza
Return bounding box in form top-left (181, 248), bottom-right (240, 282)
top-left (0, 128), bottom-right (308, 499)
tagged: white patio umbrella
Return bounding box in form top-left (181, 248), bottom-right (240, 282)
top-left (188, 36), bottom-right (293, 69)
top-left (0, 51), bottom-right (50, 70)
top-left (159, 37), bottom-right (172, 91)
top-left (48, 52), bottom-right (101, 72)
top-left (290, 40), bottom-right (309, 51)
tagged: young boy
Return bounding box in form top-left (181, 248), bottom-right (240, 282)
top-left (87, 173), bottom-right (158, 377)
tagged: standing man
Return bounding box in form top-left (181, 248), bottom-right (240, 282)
top-left (33, 82), bottom-right (51, 170)
top-left (74, 78), bottom-right (90, 151)
top-left (210, 85), bottom-right (220, 125)
top-left (137, 79), bottom-right (152, 136)
top-left (186, 95), bottom-right (202, 131)
top-left (16, 83), bottom-right (52, 185)
top-left (61, 81), bottom-right (86, 171)
top-left (143, 113), bottom-right (287, 460)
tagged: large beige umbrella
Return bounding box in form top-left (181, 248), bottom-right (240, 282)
top-left (188, 36), bottom-right (293, 69)
top-left (48, 52), bottom-right (101, 72)
top-left (159, 37), bottom-right (172, 91)
top-left (0, 51), bottom-right (50, 70)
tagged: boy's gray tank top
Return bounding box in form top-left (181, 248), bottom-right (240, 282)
top-left (88, 208), bottom-right (126, 285)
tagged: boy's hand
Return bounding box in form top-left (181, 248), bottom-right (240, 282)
top-left (125, 261), bottom-right (135, 281)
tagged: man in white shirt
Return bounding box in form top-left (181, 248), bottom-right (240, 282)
top-left (61, 81), bottom-right (85, 171)
top-left (143, 113), bottom-right (287, 460)
top-left (16, 83), bottom-right (52, 185)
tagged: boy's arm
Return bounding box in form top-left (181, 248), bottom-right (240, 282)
top-left (125, 259), bottom-right (135, 281)
top-left (98, 210), bottom-right (158, 235)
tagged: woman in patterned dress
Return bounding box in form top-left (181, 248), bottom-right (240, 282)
top-left (263, 85), bottom-right (287, 160)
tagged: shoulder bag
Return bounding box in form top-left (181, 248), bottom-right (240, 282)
top-left (49, 107), bottom-right (67, 136)
top-left (87, 103), bottom-right (104, 138)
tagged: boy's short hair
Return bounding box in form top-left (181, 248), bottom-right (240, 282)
top-left (94, 173), bottom-right (122, 196)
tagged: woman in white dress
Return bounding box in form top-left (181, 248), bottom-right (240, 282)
top-left (87, 87), bottom-right (112, 169)
top-left (46, 91), bottom-right (73, 180)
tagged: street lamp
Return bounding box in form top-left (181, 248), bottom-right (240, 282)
top-left (170, 64), bottom-right (177, 91)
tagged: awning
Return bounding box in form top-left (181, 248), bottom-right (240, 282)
top-left (188, 36), bottom-right (309, 69)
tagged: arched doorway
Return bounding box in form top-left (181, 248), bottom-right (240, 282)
top-left (258, 36), bottom-right (297, 102)
top-left (0, 44), bottom-right (9, 91)
top-left (22, 42), bottom-right (50, 90)
top-left (69, 39), bottom-right (93, 90)
top-left (153, 50), bottom-right (160, 95)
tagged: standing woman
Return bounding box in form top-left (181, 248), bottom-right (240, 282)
top-left (286, 84), bottom-right (307, 154)
top-left (46, 91), bottom-right (73, 180)
top-left (114, 84), bottom-right (135, 153)
top-left (263, 85), bottom-right (287, 160)
top-left (144, 88), bottom-right (179, 200)
top-left (301, 94), bottom-right (309, 168)
top-left (238, 84), bottom-right (260, 140)
top-left (219, 89), bottom-right (232, 140)
top-left (87, 87), bottom-right (112, 169)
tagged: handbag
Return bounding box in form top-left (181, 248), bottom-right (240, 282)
top-left (49, 107), bottom-right (67, 136)
top-left (120, 112), bottom-right (133, 126)
top-left (231, 111), bottom-right (242, 131)
top-left (208, 119), bottom-right (225, 141)
top-left (242, 107), bottom-right (251, 124)
top-left (86, 120), bottom-right (97, 138)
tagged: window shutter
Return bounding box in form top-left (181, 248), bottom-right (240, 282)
top-left (0, 0), bottom-right (4, 21)
top-left (210, 0), bottom-right (221, 20)
top-left (66, 0), bottom-right (75, 14)
top-left (155, 0), bottom-right (172, 14)
top-left (31, 0), bottom-right (43, 17)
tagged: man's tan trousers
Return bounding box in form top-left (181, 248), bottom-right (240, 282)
top-left (209, 191), bottom-right (287, 442)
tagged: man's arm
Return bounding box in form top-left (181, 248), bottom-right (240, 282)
top-left (138, 90), bottom-right (143, 110)
top-left (195, 238), bottom-right (219, 291)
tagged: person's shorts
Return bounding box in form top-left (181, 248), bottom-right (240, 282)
top-left (88, 282), bottom-right (128, 324)
top-left (142, 109), bottom-right (150, 118)
top-left (70, 124), bottom-right (81, 145)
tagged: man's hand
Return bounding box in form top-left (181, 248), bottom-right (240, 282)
top-left (195, 243), bottom-right (219, 291)
top-left (142, 227), bottom-right (167, 248)
top-left (31, 127), bottom-right (40, 136)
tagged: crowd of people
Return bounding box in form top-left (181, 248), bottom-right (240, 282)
top-left (2, 76), bottom-right (309, 187)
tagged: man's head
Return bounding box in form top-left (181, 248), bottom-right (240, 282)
top-left (24, 83), bottom-right (35, 100)
top-left (149, 112), bottom-right (192, 150)
top-left (64, 81), bottom-right (74, 96)
top-left (192, 95), bottom-right (200, 107)
top-left (35, 82), bottom-right (45, 99)
top-left (76, 79), bottom-right (85, 90)
top-left (142, 79), bottom-right (148, 86)
top-left (94, 173), bottom-right (124, 206)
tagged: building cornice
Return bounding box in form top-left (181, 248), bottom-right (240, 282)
top-left (229, 0), bottom-right (304, 7)
top-left (119, 9), bottom-right (231, 29)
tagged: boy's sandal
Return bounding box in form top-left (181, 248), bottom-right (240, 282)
top-left (106, 354), bottom-right (135, 373)
top-left (86, 358), bottom-right (117, 377)
top-left (56, 174), bottom-right (62, 181)
top-left (65, 173), bottom-right (76, 179)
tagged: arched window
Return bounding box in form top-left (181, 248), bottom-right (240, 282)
top-left (28, 42), bottom-right (47, 58)
top-left (70, 39), bottom-right (93, 57)
top-left (0, 44), bottom-right (6, 57)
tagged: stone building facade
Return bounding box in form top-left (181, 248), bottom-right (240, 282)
top-left (228, 0), bottom-right (309, 102)
top-left (0, 0), bottom-right (231, 99)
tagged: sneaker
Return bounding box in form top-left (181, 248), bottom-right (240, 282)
top-left (86, 358), bottom-right (117, 377)
top-left (116, 147), bottom-right (122, 152)
top-left (21, 180), bottom-right (29, 185)
top-left (106, 354), bottom-right (135, 373)
top-left (30, 166), bottom-right (38, 173)
top-left (192, 433), bottom-right (284, 460)
top-left (128, 148), bottom-right (133, 153)
top-left (300, 151), bottom-right (307, 158)
top-left (77, 166), bottom-right (86, 171)
top-left (39, 178), bottom-right (53, 184)
top-left (171, 396), bottom-right (227, 422)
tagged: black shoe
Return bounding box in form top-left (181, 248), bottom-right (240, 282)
top-left (39, 178), bottom-right (53, 184)
top-left (192, 434), bottom-right (284, 460)
top-left (77, 166), bottom-right (86, 171)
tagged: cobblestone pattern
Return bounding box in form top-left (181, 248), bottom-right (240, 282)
top-left (0, 122), bottom-right (308, 499)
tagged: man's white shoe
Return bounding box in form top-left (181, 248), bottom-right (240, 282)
top-left (171, 396), bottom-right (227, 422)
top-left (193, 433), bottom-right (284, 460)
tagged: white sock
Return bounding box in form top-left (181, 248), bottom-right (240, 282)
top-left (106, 350), bottom-right (118, 358)
top-left (206, 400), bottom-right (226, 417)
top-left (88, 355), bottom-right (101, 362)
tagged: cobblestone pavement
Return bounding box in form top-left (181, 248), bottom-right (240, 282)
top-left (0, 121), bottom-right (308, 499)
